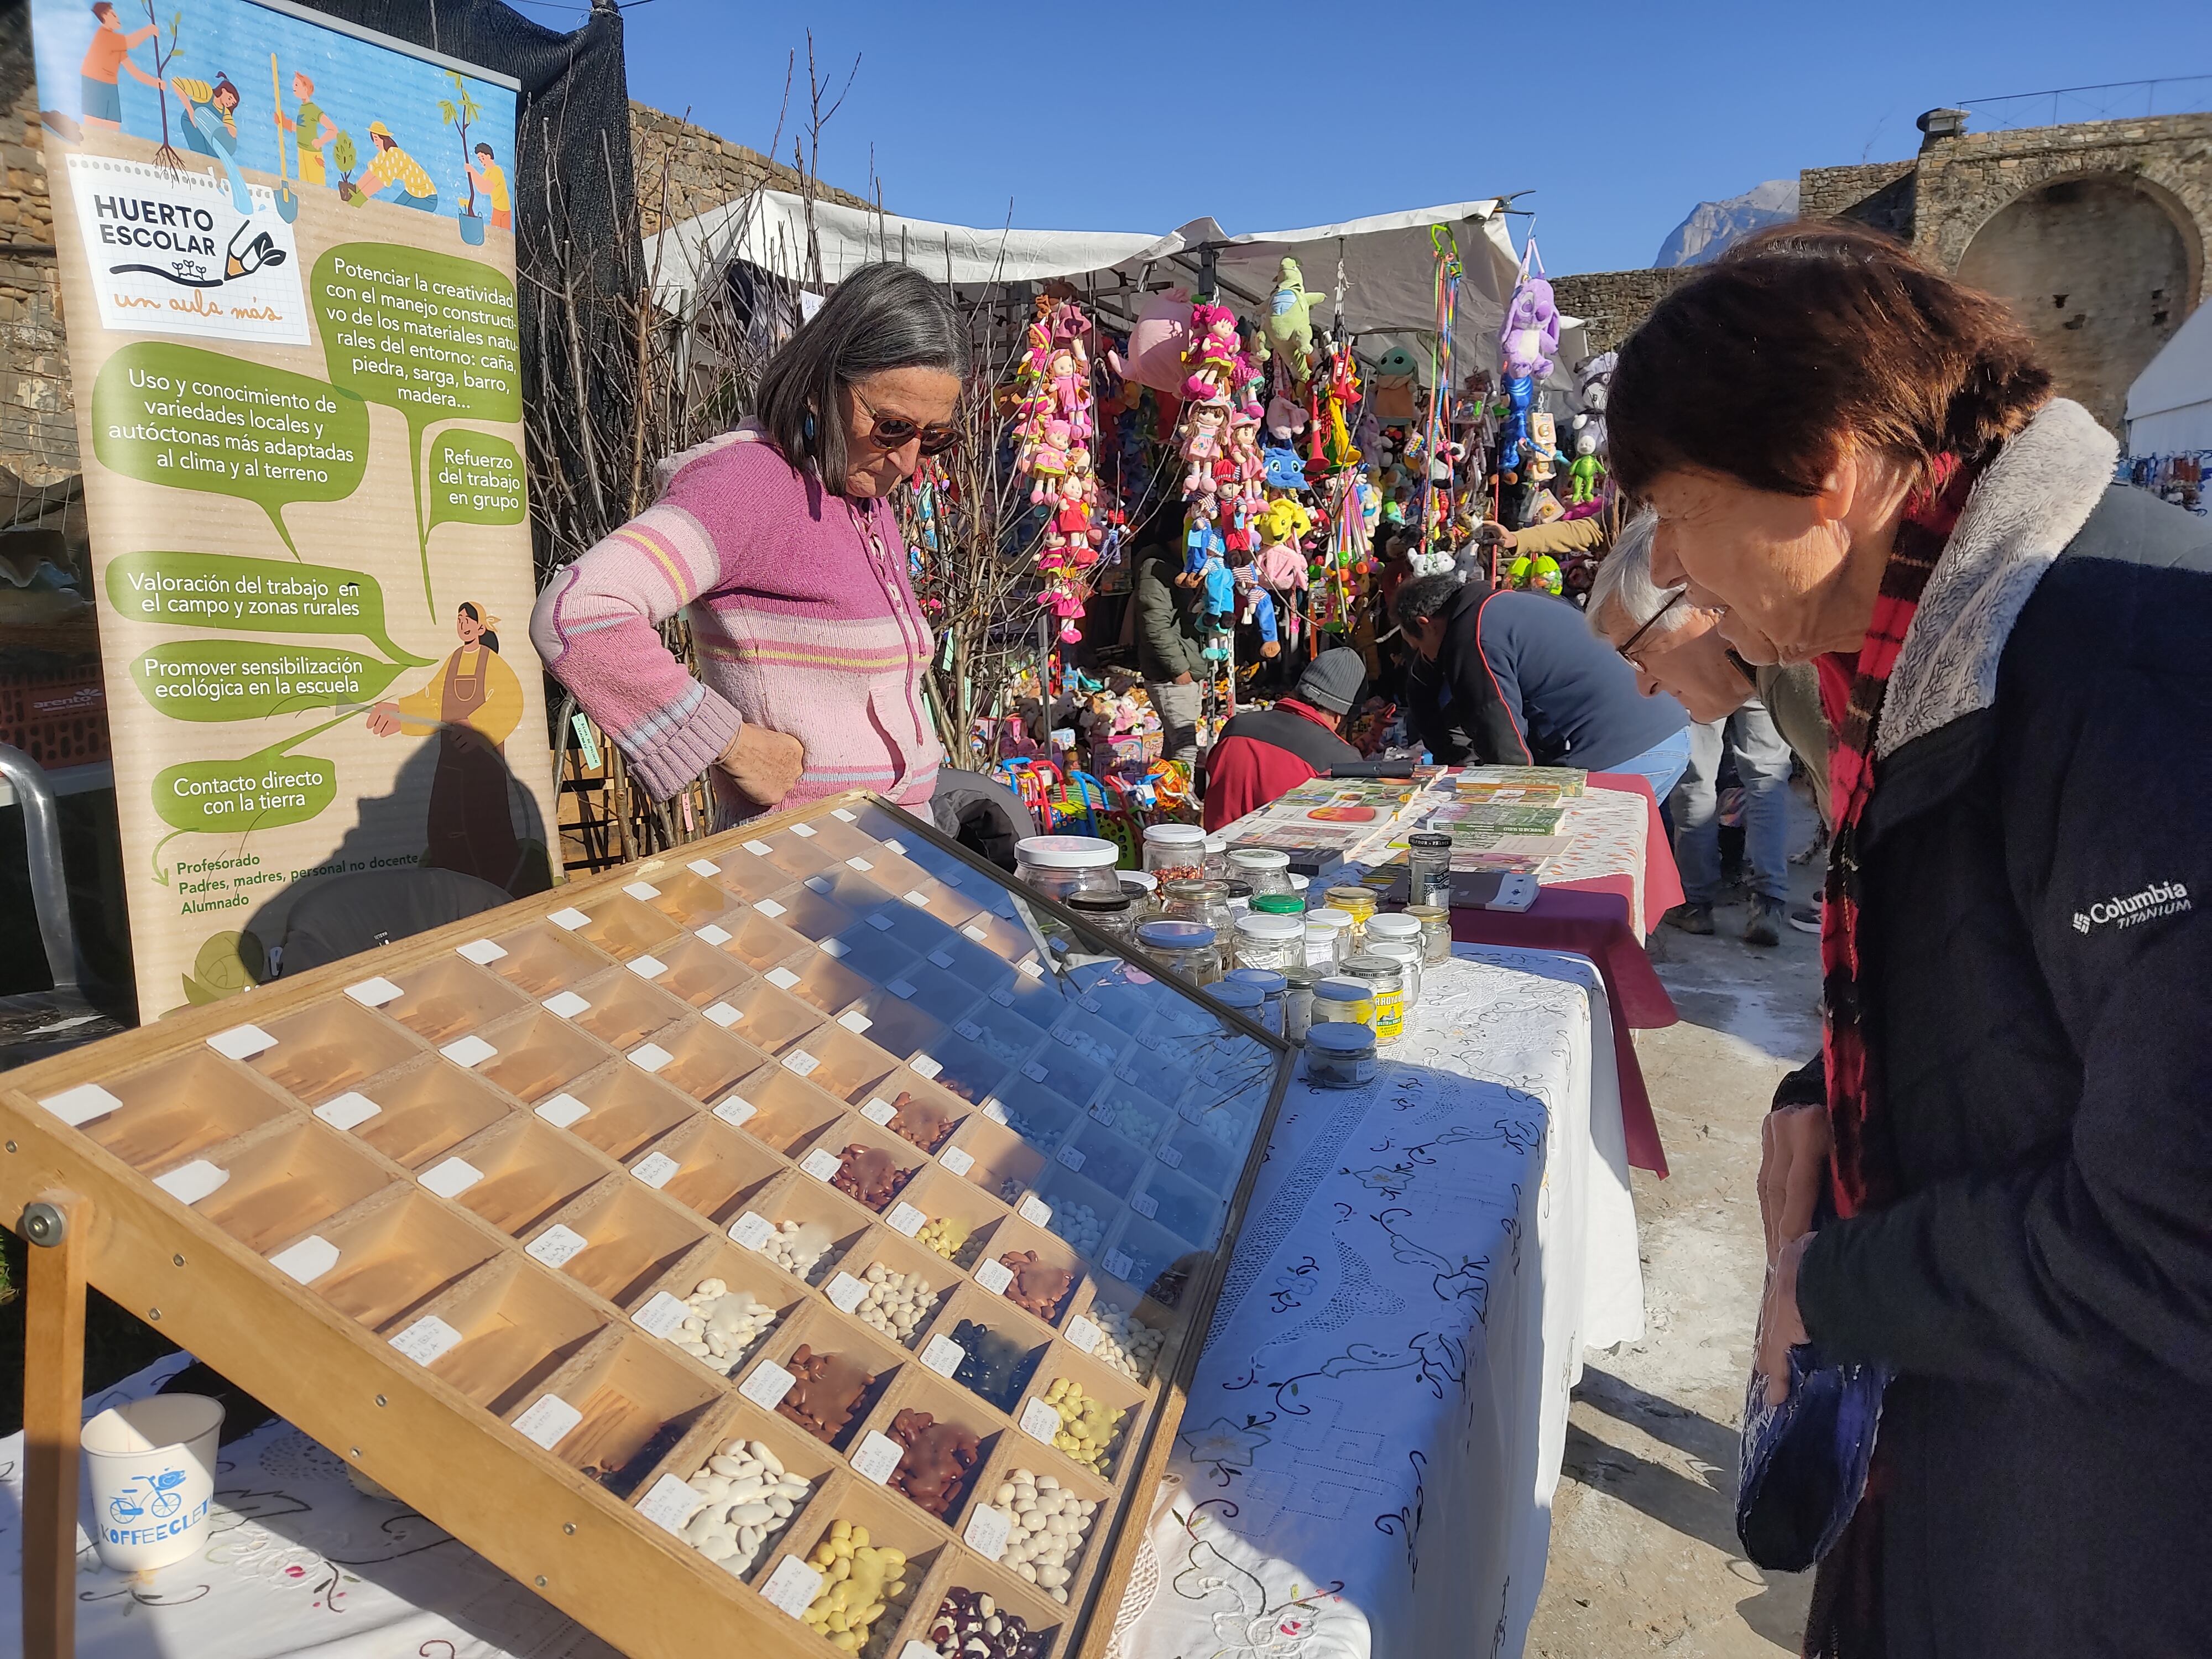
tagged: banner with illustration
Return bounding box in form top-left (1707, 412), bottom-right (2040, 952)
top-left (32, 0), bottom-right (552, 1017)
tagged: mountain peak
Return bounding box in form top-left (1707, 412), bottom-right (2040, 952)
top-left (1654, 180), bottom-right (1801, 268)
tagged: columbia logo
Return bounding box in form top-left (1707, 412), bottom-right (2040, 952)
top-left (2074, 879), bottom-right (2192, 934)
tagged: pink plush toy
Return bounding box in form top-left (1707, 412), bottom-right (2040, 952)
top-left (1045, 585), bottom-right (1086, 643)
top-left (1265, 392), bottom-right (1308, 442)
top-left (1109, 290), bottom-right (1196, 394)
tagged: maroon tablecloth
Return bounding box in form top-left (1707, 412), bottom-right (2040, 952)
top-left (1448, 773), bottom-right (1683, 1177)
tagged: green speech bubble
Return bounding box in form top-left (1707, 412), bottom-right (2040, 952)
top-left (310, 243), bottom-right (521, 606)
top-left (426, 431), bottom-right (525, 533)
top-left (91, 342), bottom-right (370, 557)
top-left (106, 551), bottom-right (433, 667)
top-left (153, 750), bottom-right (338, 834)
top-left (128, 642), bottom-right (408, 722)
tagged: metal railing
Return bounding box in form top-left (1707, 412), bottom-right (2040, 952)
top-left (1954, 75), bottom-right (2212, 134)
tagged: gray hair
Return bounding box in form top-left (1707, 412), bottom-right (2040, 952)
top-left (1392, 570), bottom-right (1469, 633)
top-left (753, 262), bottom-right (970, 498)
top-left (1585, 510), bottom-right (1694, 645)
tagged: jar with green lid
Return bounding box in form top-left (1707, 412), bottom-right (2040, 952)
top-left (1363, 914), bottom-right (1425, 1011)
top-left (1251, 893), bottom-right (1306, 917)
top-left (1303, 906), bottom-right (1353, 968)
top-left (1341, 953), bottom-right (1407, 1042)
top-left (1311, 975), bottom-right (1373, 1029)
top-left (1406, 831), bottom-right (1454, 909)
top-left (1230, 911), bottom-right (1303, 973)
top-left (1405, 904), bottom-right (1453, 964)
top-left (1135, 919), bottom-right (1222, 985)
top-left (1226, 846), bottom-right (1294, 896)
top-left (1304, 1022), bottom-right (1378, 1089)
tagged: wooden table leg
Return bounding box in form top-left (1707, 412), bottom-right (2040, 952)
top-left (22, 1189), bottom-right (90, 1659)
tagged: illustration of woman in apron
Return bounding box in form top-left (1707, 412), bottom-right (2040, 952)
top-left (365, 602), bottom-right (530, 891)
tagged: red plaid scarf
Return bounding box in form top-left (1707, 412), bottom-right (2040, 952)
top-left (1803, 452), bottom-right (1978, 1659)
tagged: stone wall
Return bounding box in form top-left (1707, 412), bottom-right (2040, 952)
top-left (629, 102), bottom-right (873, 238)
top-left (1802, 112), bottom-right (2212, 432)
top-left (1551, 267), bottom-right (1694, 356)
top-left (0, 11), bottom-right (75, 487)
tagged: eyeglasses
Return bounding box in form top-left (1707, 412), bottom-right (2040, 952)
top-left (1615, 587), bottom-right (1687, 664)
top-left (850, 387), bottom-right (959, 456)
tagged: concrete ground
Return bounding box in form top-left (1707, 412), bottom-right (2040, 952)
top-left (1528, 806), bottom-right (1827, 1658)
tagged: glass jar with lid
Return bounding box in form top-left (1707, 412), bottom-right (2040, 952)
top-left (1135, 919), bottom-right (1223, 985)
top-left (1159, 879), bottom-right (1231, 936)
top-left (1209, 977), bottom-right (1267, 1030)
top-left (1251, 893), bottom-right (1306, 919)
top-left (1311, 976), bottom-right (1374, 1030)
top-left (1143, 822), bottom-right (1207, 884)
top-left (1406, 831), bottom-right (1454, 909)
top-left (1014, 834), bottom-right (1124, 903)
top-left (1224, 881), bottom-right (1254, 915)
top-left (1067, 891), bottom-right (1138, 946)
top-left (1224, 967), bottom-right (1287, 1035)
top-left (1325, 885), bottom-right (1378, 951)
top-left (1303, 906), bottom-right (1354, 968)
top-left (1305, 1022), bottom-right (1378, 1089)
top-left (1363, 914), bottom-right (1425, 1011)
top-left (1404, 904), bottom-right (1453, 964)
top-left (1204, 834), bottom-right (1230, 881)
top-left (1341, 953), bottom-right (1407, 1042)
top-left (1281, 966), bottom-right (1320, 1041)
top-left (1225, 847), bottom-right (1294, 896)
top-left (1231, 911), bottom-right (1303, 973)
top-left (1119, 868), bottom-right (1160, 915)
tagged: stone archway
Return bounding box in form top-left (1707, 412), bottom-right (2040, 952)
top-left (1956, 174), bottom-right (2194, 432)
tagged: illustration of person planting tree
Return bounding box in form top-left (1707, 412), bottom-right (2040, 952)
top-left (365, 603), bottom-right (540, 894)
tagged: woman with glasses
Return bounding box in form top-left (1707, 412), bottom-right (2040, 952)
top-left (533, 263), bottom-right (965, 821)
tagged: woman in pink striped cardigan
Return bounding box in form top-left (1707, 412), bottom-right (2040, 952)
top-left (531, 264), bottom-right (966, 822)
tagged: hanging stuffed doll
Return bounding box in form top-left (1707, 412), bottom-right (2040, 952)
top-left (1568, 433), bottom-right (1606, 504)
top-left (1264, 258), bottom-right (1317, 386)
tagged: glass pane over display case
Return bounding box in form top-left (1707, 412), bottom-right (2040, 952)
top-left (2, 793), bottom-right (1291, 1659)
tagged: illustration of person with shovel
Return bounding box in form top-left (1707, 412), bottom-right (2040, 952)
top-left (276, 67), bottom-right (335, 186)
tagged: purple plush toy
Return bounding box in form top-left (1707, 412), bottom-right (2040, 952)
top-left (1499, 239), bottom-right (1562, 383)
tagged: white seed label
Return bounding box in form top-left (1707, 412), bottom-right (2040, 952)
top-left (527, 1224), bottom-right (590, 1268)
top-left (1017, 1194), bottom-right (1053, 1227)
top-left (728, 1211), bottom-right (774, 1250)
top-left (388, 1314), bottom-right (464, 1366)
top-left (549, 907), bottom-right (591, 931)
top-left (885, 1202), bottom-right (926, 1238)
top-left (1157, 1145), bottom-right (1183, 1169)
top-left (931, 951), bottom-right (959, 970)
top-left (825, 1271), bottom-right (867, 1313)
top-left (269, 1234), bottom-right (340, 1285)
top-left (910, 1054), bottom-right (942, 1079)
top-left (636, 1473), bottom-right (703, 1534)
top-left (838, 1010), bottom-right (873, 1035)
top-left (849, 1430), bottom-right (902, 1484)
top-left (743, 839), bottom-right (774, 857)
top-left (206, 1024), bottom-right (276, 1061)
top-left (903, 890), bottom-right (931, 909)
top-left (805, 877), bottom-right (832, 895)
top-left (886, 979), bottom-right (916, 1000)
top-left (628, 1042), bottom-right (674, 1074)
top-left (800, 1147), bottom-right (841, 1182)
top-left (1018, 1396), bottom-right (1063, 1444)
top-left (345, 977), bottom-right (404, 1008)
top-left (315, 1092), bottom-right (382, 1132)
top-left (1055, 1145), bottom-right (1086, 1173)
top-left (831, 809), bottom-right (857, 823)
top-left (920, 1334), bottom-right (964, 1378)
top-left (756, 898), bottom-right (786, 918)
top-left (1104, 1248), bottom-right (1134, 1280)
top-left (512, 1393), bottom-right (583, 1449)
top-left (1064, 1316), bottom-right (1103, 1355)
top-left (739, 1358), bottom-right (797, 1410)
top-left (156, 1160), bottom-right (231, 1207)
top-left (882, 838), bottom-right (906, 855)
top-left (955, 1020), bottom-right (983, 1041)
top-left (973, 1259), bottom-right (1014, 1295)
top-left (790, 823), bottom-right (816, 839)
top-left (623, 881), bottom-right (661, 901)
top-left (1021, 1062), bottom-right (1050, 1083)
top-left (861, 1098), bottom-right (898, 1126)
top-left (962, 1504), bottom-right (1011, 1561)
top-left (536, 1093), bottom-right (591, 1129)
top-left (847, 857), bottom-right (874, 872)
top-left (782, 1050), bottom-right (821, 1078)
top-left (712, 1094), bottom-right (757, 1129)
top-left (456, 937), bottom-right (507, 964)
top-left (1131, 1192), bottom-right (1159, 1219)
top-left (542, 990), bottom-right (591, 1019)
top-left (626, 954), bottom-right (667, 980)
top-left (963, 926), bottom-right (989, 943)
top-left (765, 967), bottom-right (801, 990)
top-left (819, 937), bottom-right (848, 958)
top-left (703, 1000), bottom-right (742, 1028)
top-left (687, 858), bottom-right (722, 878)
top-left (632, 1291), bottom-right (690, 1338)
top-left (760, 1554), bottom-right (823, 1617)
top-left (938, 1145), bottom-right (974, 1176)
top-left (440, 1034), bottom-right (498, 1069)
top-left (39, 1083), bottom-right (121, 1127)
top-left (630, 1151), bottom-right (681, 1188)
top-left (419, 1157), bottom-right (483, 1199)
top-left (696, 923), bottom-right (732, 947)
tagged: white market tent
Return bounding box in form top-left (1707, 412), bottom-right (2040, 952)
top-left (643, 189), bottom-right (1588, 388)
top-left (2126, 299), bottom-right (2212, 454)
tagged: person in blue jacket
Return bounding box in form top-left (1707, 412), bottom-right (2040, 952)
top-left (1392, 570), bottom-right (1690, 800)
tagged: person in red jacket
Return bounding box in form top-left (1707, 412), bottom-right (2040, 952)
top-left (1201, 649), bottom-right (1366, 830)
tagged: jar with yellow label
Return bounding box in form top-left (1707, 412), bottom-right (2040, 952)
top-left (1340, 953), bottom-right (1406, 1042)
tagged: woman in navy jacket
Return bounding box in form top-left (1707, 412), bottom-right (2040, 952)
top-left (1610, 222), bottom-right (2212, 1658)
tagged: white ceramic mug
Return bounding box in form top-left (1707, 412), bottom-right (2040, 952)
top-left (82, 1394), bottom-right (225, 1572)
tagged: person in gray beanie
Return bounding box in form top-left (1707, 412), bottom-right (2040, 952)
top-left (1200, 648), bottom-right (1367, 830)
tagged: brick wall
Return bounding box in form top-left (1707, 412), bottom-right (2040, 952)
top-left (1798, 159), bottom-right (1917, 229)
top-left (629, 102), bottom-right (873, 237)
top-left (1551, 267), bottom-right (1694, 356)
top-left (0, 12), bottom-right (76, 487)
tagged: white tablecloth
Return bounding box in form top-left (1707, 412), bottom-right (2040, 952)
top-left (1108, 946), bottom-right (1639, 1659)
top-left (0, 951), bottom-right (1639, 1659)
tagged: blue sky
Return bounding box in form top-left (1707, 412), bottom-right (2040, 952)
top-left (560, 0), bottom-right (2212, 274)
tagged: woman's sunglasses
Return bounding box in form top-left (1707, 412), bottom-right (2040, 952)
top-left (851, 388), bottom-right (959, 456)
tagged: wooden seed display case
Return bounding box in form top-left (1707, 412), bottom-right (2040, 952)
top-left (1, 793), bottom-right (1290, 1659)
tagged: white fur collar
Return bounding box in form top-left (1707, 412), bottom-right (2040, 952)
top-left (1877, 399), bottom-right (2116, 759)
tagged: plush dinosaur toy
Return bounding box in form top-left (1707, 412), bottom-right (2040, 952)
top-left (1568, 433), bottom-right (1605, 504)
top-left (1264, 258), bottom-right (1317, 384)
